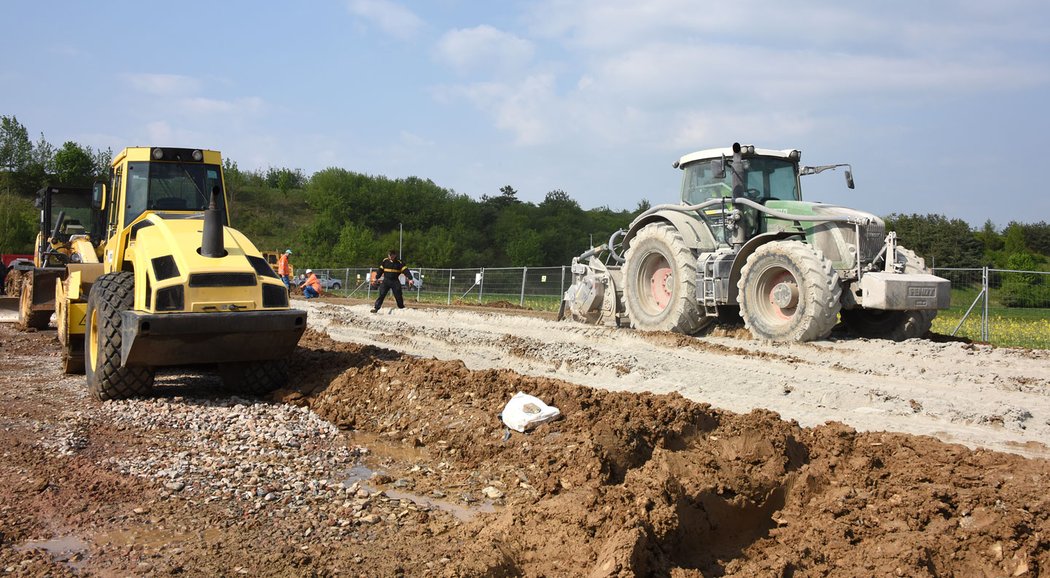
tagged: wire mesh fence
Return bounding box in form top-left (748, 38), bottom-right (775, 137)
top-left (305, 265), bottom-right (1050, 349)
top-left (932, 268), bottom-right (1050, 349)
top-left (304, 266), bottom-right (570, 310)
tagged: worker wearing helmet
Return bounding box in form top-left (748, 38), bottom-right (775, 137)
top-left (300, 269), bottom-right (322, 299)
top-left (277, 249), bottom-right (293, 289)
top-left (371, 249), bottom-right (412, 313)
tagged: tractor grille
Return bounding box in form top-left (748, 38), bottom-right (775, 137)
top-left (858, 222), bottom-right (885, 263)
top-left (188, 273), bottom-right (257, 287)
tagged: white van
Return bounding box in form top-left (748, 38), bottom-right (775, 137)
top-left (399, 269), bottom-right (423, 290)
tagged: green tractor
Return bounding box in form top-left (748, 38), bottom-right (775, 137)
top-left (561, 143), bottom-right (950, 342)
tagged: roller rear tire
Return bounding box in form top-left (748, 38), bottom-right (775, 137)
top-left (219, 360), bottom-right (288, 396)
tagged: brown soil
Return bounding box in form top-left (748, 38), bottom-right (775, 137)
top-left (1, 323), bottom-right (1048, 577)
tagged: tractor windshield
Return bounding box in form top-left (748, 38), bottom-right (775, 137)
top-left (124, 162), bottom-right (226, 227)
top-left (681, 157), bottom-right (800, 204)
top-left (49, 192), bottom-right (94, 239)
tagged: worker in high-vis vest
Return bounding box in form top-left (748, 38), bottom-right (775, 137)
top-left (371, 249), bottom-right (413, 312)
top-left (300, 269), bottom-right (322, 299)
top-left (277, 249), bottom-right (293, 289)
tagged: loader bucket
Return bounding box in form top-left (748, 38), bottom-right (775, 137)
top-left (0, 296), bottom-right (18, 323)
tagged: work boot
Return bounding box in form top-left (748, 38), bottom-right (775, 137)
top-left (370, 308), bottom-right (378, 314)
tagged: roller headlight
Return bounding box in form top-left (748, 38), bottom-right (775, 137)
top-left (192, 149), bottom-right (203, 161)
top-left (152, 148), bottom-right (165, 160)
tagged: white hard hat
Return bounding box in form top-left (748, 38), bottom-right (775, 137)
top-left (306, 269), bottom-right (313, 274)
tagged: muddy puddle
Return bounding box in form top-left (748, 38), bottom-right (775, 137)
top-left (341, 431), bottom-right (500, 522)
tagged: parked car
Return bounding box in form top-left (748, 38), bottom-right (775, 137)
top-left (315, 272), bottom-right (342, 291)
top-left (400, 269), bottom-right (423, 290)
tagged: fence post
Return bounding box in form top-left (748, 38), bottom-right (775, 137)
top-left (520, 267), bottom-right (527, 306)
top-left (447, 268), bottom-right (452, 305)
top-left (982, 266), bottom-right (989, 342)
top-left (560, 265), bottom-right (566, 297)
top-left (479, 267), bottom-right (485, 304)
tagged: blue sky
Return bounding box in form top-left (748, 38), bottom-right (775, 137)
top-left (3, 0), bottom-right (1048, 227)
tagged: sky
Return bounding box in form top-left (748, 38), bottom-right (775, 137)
top-left (2, 0), bottom-right (1049, 228)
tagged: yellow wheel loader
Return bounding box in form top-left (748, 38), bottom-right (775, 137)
top-left (58, 147), bottom-right (306, 400)
top-left (6, 185), bottom-right (101, 331)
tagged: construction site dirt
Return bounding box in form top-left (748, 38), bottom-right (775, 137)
top-left (1, 298), bottom-right (1048, 577)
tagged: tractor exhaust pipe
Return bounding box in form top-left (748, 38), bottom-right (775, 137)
top-left (200, 186), bottom-right (226, 258)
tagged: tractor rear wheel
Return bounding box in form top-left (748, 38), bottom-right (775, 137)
top-left (219, 360), bottom-right (288, 396)
top-left (842, 248), bottom-right (936, 341)
top-left (17, 274), bottom-right (51, 330)
top-left (738, 241), bottom-right (842, 341)
top-left (623, 222), bottom-right (708, 334)
top-left (85, 272), bottom-right (154, 400)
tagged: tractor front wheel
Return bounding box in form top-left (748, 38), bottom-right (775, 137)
top-left (738, 241), bottom-right (842, 341)
top-left (623, 222), bottom-right (708, 334)
top-left (85, 272), bottom-right (154, 400)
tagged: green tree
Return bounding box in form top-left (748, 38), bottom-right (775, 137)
top-left (0, 115), bottom-right (32, 173)
top-left (53, 141), bottom-right (96, 185)
top-left (0, 192), bottom-right (37, 253)
top-left (506, 229), bottom-right (543, 266)
top-left (330, 222), bottom-right (376, 267)
top-left (884, 213), bottom-right (983, 268)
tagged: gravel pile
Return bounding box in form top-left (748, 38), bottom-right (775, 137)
top-left (81, 396), bottom-right (447, 540)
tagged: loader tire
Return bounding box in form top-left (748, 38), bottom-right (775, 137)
top-left (219, 360), bottom-right (288, 396)
top-left (842, 247), bottom-right (935, 341)
top-left (85, 272), bottom-right (154, 401)
top-left (57, 291), bottom-right (85, 374)
top-left (623, 222), bottom-right (708, 334)
top-left (738, 241), bottom-right (842, 342)
top-left (17, 275), bottom-right (51, 330)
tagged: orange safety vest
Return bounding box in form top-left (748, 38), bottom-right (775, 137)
top-left (277, 253), bottom-right (291, 275)
top-left (305, 273), bottom-right (321, 293)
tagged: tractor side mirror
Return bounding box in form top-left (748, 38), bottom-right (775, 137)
top-left (845, 169), bottom-right (855, 189)
top-left (715, 155), bottom-right (727, 179)
top-left (92, 182), bottom-right (105, 209)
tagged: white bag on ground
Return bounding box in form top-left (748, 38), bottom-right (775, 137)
top-left (501, 392), bottom-right (561, 433)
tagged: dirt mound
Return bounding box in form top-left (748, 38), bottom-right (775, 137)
top-left (280, 329), bottom-right (1050, 577)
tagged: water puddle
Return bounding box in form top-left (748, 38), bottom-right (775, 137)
top-left (341, 431), bottom-right (500, 522)
top-left (15, 535), bottom-right (89, 570)
top-left (385, 488), bottom-right (497, 522)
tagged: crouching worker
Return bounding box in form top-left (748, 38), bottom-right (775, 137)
top-left (300, 269), bottom-right (322, 299)
top-left (371, 250), bottom-right (412, 313)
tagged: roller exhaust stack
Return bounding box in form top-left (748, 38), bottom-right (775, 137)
top-left (200, 186), bottom-right (226, 258)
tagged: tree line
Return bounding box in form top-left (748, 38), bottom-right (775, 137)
top-left (3, 113), bottom-right (1049, 281)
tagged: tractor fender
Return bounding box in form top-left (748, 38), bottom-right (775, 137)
top-left (726, 231), bottom-right (802, 303)
top-left (623, 209), bottom-right (718, 254)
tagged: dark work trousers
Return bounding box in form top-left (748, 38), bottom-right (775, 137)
top-left (374, 279), bottom-right (405, 310)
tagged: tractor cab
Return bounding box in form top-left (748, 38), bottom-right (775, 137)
top-left (678, 146), bottom-right (804, 244)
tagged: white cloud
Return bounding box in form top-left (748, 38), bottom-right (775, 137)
top-left (436, 25), bottom-right (534, 75)
top-left (445, 74), bottom-right (558, 146)
top-left (179, 96), bottom-right (265, 115)
top-left (124, 73), bottom-right (201, 97)
top-left (346, 0), bottom-right (423, 40)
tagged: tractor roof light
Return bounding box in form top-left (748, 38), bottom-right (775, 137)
top-left (152, 148), bottom-right (165, 160)
top-left (789, 149), bottom-right (801, 162)
top-left (192, 149), bottom-right (203, 162)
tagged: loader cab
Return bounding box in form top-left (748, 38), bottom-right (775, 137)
top-left (105, 147), bottom-right (229, 240)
